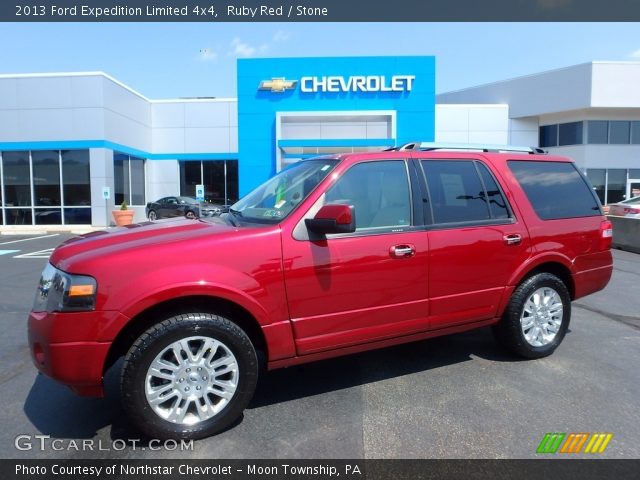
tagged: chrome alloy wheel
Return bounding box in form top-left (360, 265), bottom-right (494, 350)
top-left (145, 336), bottom-right (239, 425)
top-left (520, 287), bottom-right (564, 347)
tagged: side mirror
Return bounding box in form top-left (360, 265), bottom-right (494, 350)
top-left (305, 204), bottom-right (356, 235)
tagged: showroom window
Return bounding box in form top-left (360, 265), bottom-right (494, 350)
top-left (62, 150), bottom-right (92, 224)
top-left (539, 125), bottom-right (558, 148)
top-left (179, 160), bottom-right (239, 205)
top-left (606, 169), bottom-right (627, 204)
top-left (587, 121), bottom-right (609, 144)
top-left (587, 120), bottom-right (640, 145)
top-left (610, 121), bottom-right (631, 144)
top-left (32, 150), bottom-right (61, 225)
top-left (114, 153), bottom-right (145, 206)
top-left (586, 168), bottom-right (640, 205)
top-left (541, 120), bottom-right (640, 146)
top-left (631, 121), bottom-right (640, 144)
top-left (1, 149), bottom-right (91, 225)
top-left (558, 121), bottom-right (583, 146)
top-left (539, 122), bottom-right (584, 147)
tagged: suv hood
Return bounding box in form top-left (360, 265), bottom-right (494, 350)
top-left (51, 218), bottom-right (237, 272)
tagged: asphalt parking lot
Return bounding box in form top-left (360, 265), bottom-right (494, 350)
top-left (0, 233), bottom-right (638, 459)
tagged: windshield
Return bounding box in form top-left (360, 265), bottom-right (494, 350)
top-left (229, 159), bottom-right (339, 223)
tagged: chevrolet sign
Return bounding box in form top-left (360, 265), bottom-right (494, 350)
top-left (258, 75), bottom-right (416, 94)
top-left (258, 78), bottom-right (298, 93)
top-left (300, 75), bottom-right (415, 93)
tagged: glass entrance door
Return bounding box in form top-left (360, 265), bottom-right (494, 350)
top-left (179, 160), bottom-right (239, 205)
top-left (626, 179), bottom-right (640, 200)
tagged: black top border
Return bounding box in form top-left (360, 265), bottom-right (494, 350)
top-left (4, 0), bottom-right (640, 22)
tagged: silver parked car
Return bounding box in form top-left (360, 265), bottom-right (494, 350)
top-left (607, 196), bottom-right (640, 218)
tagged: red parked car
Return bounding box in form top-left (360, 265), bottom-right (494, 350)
top-left (28, 144), bottom-right (613, 440)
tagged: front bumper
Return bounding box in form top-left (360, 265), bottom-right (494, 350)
top-left (28, 310), bottom-right (113, 397)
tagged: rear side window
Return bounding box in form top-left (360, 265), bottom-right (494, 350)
top-left (477, 163), bottom-right (510, 220)
top-left (508, 160), bottom-right (600, 220)
top-left (422, 160), bottom-right (491, 224)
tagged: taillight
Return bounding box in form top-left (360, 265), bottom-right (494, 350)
top-left (623, 207), bottom-right (640, 215)
top-left (600, 220), bottom-right (613, 250)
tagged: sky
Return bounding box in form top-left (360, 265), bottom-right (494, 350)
top-left (1, 22), bottom-right (639, 98)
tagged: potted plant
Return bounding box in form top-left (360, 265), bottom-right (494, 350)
top-left (112, 201), bottom-right (135, 226)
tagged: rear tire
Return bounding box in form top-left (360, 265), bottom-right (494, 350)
top-left (493, 273), bottom-right (571, 359)
top-left (120, 313), bottom-right (258, 440)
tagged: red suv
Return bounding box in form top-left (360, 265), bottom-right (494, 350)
top-left (28, 144), bottom-right (613, 439)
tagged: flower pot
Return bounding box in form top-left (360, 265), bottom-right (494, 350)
top-left (112, 210), bottom-right (135, 226)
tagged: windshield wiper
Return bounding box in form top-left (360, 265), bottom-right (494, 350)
top-left (225, 208), bottom-right (242, 226)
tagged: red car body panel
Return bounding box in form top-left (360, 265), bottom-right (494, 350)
top-left (53, 221), bottom-right (290, 330)
top-left (283, 231), bottom-right (431, 354)
top-left (426, 223), bottom-right (532, 329)
top-left (28, 150), bottom-right (613, 397)
top-left (27, 310), bottom-right (112, 396)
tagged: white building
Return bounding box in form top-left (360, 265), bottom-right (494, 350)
top-left (438, 61), bottom-right (640, 204)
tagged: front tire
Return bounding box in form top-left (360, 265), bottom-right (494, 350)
top-left (493, 273), bottom-right (571, 359)
top-left (148, 210), bottom-right (157, 221)
top-left (120, 313), bottom-right (258, 440)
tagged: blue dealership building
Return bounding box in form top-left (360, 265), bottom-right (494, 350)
top-left (237, 56), bottom-right (434, 184)
top-left (1, 56), bottom-right (639, 228)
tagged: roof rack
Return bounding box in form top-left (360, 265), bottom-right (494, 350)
top-left (383, 142), bottom-right (422, 152)
top-left (388, 142), bottom-right (547, 155)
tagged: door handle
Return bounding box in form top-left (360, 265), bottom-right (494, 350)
top-left (503, 234), bottom-right (522, 245)
top-left (390, 244), bottom-right (415, 258)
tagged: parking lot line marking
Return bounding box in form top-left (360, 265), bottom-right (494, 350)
top-left (13, 248), bottom-right (55, 259)
top-left (0, 250), bottom-right (20, 256)
top-left (0, 234), bottom-right (59, 246)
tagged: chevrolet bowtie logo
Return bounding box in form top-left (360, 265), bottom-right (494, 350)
top-left (258, 78), bottom-right (297, 93)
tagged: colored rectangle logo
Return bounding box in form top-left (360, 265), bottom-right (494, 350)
top-left (537, 433), bottom-right (566, 454)
top-left (537, 432), bottom-right (613, 454)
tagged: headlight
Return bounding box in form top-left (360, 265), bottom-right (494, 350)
top-left (33, 263), bottom-right (97, 313)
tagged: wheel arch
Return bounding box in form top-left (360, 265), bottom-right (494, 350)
top-left (104, 295), bottom-right (268, 375)
top-left (512, 260), bottom-right (575, 299)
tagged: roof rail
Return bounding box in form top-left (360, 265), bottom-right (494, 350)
top-left (384, 142), bottom-right (422, 151)
top-left (389, 142), bottom-right (547, 154)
